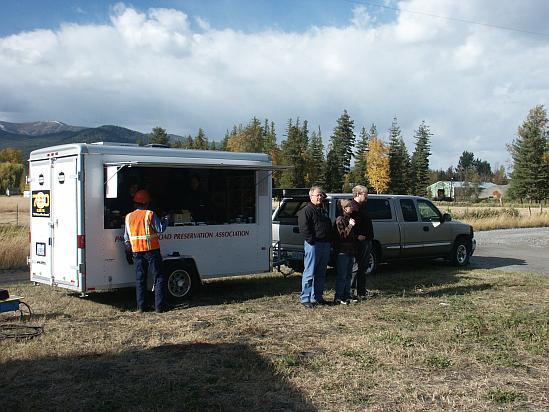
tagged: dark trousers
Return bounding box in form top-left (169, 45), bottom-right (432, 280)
top-left (133, 249), bottom-right (166, 311)
top-left (352, 240), bottom-right (372, 296)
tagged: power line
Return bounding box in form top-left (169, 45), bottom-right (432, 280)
top-left (343, 0), bottom-right (549, 38)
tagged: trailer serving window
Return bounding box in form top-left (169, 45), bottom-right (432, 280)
top-left (104, 166), bottom-right (256, 229)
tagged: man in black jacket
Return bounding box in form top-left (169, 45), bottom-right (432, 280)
top-left (350, 185), bottom-right (374, 298)
top-left (297, 186), bottom-right (332, 308)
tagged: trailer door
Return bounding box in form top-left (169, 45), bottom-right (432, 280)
top-left (30, 160), bottom-right (53, 282)
top-left (51, 156), bottom-right (80, 287)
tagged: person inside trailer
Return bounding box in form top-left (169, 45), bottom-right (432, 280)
top-left (185, 174), bottom-right (209, 223)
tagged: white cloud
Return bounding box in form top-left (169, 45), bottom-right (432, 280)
top-left (110, 4), bottom-right (191, 51)
top-left (351, 6), bottom-right (373, 29)
top-left (0, 0), bottom-right (548, 170)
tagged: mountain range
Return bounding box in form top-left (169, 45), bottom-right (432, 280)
top-left (0, 120), bottom-right (147, 157)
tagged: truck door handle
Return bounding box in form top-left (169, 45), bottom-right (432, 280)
top-left (293, 227), bottom-right (300, 233)
top-left (423, 226), bottom-right (429, 232)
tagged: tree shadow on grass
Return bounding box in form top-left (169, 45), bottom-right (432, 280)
top-left (0, 342), bottom-right (316, 411)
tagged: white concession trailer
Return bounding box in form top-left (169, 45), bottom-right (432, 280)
top-left (28, 142), bottom-right (273, 299)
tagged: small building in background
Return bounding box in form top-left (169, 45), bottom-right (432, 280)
top-left (427, 181), bottom-right (498, 201)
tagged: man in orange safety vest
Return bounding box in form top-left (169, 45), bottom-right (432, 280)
top-left (124, 189), bottom-right (168, 313)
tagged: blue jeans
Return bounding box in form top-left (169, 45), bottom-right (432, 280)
top-left (335, 253), bottom-right (354, 300)
top-left (301, 241), bottom-right (331, 303)
top-left (133, 249), bottom-right (166, 311)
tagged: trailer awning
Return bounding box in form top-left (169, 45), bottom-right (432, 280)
top-left (103, 159), bottom-right (289, 198)
top-left (104, 160), bottom-right (291, 170)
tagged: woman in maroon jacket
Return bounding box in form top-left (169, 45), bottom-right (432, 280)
top-left (333, 199), bottom-right (358, 304)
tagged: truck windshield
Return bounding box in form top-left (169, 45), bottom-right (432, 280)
top-left (103, 167), bottom-right (256, 229)
top-left (274, 198), bottom-right (309, 224)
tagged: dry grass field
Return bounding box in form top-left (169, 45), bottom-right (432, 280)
top-left (0, 195), bottom-right (29, 226)
top-left (1, 265), bottom-right (548, 411)
top-left (446, 206), bottom-right (549, 231)
top-left (0, 226), bottom-right (28, 269)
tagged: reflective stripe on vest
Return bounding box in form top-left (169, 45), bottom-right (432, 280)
top-left (125, 209), bottom-right (160, 252)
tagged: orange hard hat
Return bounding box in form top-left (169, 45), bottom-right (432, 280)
top-left (133, 189), bottom-right (150, 204)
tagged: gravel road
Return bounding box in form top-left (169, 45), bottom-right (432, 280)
top-left (471, 227), bottom-right (549, 276)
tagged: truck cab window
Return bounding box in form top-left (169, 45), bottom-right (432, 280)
top-left (417, 199), bottom-right (441, 222)
top-left (400, 199), bottom-right (418, 222)
top-left (275, 199), bottom-right (308, 224)
top-left (366, 198), bottom-right (392, 220)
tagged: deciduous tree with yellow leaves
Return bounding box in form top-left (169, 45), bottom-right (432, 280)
top-left (366, 136), bottom-right (390, 194)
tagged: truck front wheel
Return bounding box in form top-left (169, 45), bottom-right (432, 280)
top-left (451, 238), bottom-right (471, 267)
top-left (166, 264), bottom-right (198, 300)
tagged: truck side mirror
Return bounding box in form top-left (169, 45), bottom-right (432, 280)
top-left (442, 213), bottom-right (452, 222)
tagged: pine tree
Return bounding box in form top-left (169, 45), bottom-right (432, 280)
top-left (245, 117), bottom-right (264, 152)
top-left (324, 143), bottom-right (339, 191)
top-left (387, 117), bottom-right (411, 194)
top-left (366, 137), bottom-right (390, 194)
top-left (172, 139), bottom-right (184, 148)
top-left (457, 151), bottom-right (475, 181)
top-left (507, 104), bottom-right (549, 202)
top-left (262, 120), bottom-right (282, 187)
top-left (225, 118), bottom-right (263, 153)
top-left (492, 165), bottom-right (508, 185)
top-left (150, 127), bottom-right (169, 146)
top-left (473, 159), bottom-right (492, 182)
top-left (183, 135), bottom-right (194, 149)
top-left (410, 121), bottom-right (432, 196)
top-left (306, 127), bottom-right (326, 186)
top-left (194, 128), bottom-right (209, 150)
top-left (222, 129), bottom-right (232, 151)
top-left (279, 118), bottom-right (309, 187)
top-left (325, 110), bottom-right (355, 191)
top-left (351, 126), bottom-right (370, 187)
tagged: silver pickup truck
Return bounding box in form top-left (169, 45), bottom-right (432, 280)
top-left (272, 193), bottom-right (475, 274)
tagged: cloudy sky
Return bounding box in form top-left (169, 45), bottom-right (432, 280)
top-left (1, 0), bottom-right (548, 170)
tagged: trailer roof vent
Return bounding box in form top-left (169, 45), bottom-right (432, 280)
top-left (91, 142), bottom-right (139, 147)
top-left (145, 144), bottom-right (170, 148)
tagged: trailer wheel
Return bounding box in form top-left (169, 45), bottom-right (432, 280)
top-left (167, 264), bottom-right (198, 300)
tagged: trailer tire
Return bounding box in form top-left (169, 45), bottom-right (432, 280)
top-left (166, 263), bottom-right (199, 301)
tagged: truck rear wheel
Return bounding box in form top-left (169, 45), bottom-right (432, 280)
top-left (166, 263), bottom-right (199, 300)
top-left (451, 238), bottom-right (471, 267)
top-left (365, 247), bottom-right (378, 275)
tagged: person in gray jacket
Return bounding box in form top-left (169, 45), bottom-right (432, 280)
top-left (297, 186), bottom-right (332, 308)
